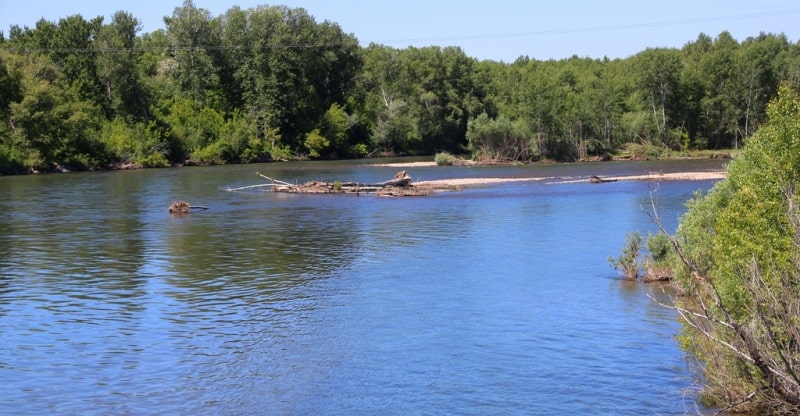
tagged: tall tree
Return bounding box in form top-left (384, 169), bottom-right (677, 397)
top-left (734, 33), bottom-right (786, 143)
top-left (164, 0), bottom-right (221, 107)
top-left (95, 11), bottom-right (148, 120)
top-left (0, 52), bottom-right (22, 121)
top-left (8, 53), bottom-right (103, 166)
top-left (631, 47), bottom-right (684, 147)
top-left (698, 31), bottom-right (741, 148)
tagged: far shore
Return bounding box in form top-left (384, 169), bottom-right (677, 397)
top-left (375, 161), bottom-right (726, 187)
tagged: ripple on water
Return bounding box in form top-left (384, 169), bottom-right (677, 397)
top-left (0, 162), bottom-right (719, 415)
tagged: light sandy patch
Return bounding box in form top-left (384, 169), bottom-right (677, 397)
top-left (611, 171), bottom-right (726, 182)
top-left (415, 177), bottom-right (548, 187)
top-left (573, 171), bottom-right (726, 183)
top-left (373, 161), bottom-right (438, 168)
top-left (549, 171), bottom-right (726, 184)
top-left (414, 171), bottom-right (725, 188)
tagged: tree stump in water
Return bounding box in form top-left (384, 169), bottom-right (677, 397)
top-left (168, 201), bottom-right (209, 214)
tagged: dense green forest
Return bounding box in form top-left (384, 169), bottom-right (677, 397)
top-left (1, 1), bottom-right (799, 172)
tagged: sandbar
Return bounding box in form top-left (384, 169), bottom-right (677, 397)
top-left (413, 171), bottom-right (725, 188)
top-left (371, 160), bottom-right (725, 187)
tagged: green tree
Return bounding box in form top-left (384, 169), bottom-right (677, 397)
top-left (371, 98), bottom-right (417, 152)
top-left (697, 31), bottom-right (742, 148)
top-left (321, 102), bottom-right (349, 156)
top-left (8, 52), bottom-right (104, 167)
top-left (95, 11), bottom-right (148, 121)
top-left (164, 0), bottom-right (221, 107)
top-left (0, 52), bottom-right (21, 123)
top-left (0, 51), bottom-right (23, 168)
top-left (361, 44), bottom-right (414, 153)
top-left (361, 45), bottom-right (482, 155)
top-left (734, 33), bottom-right (786, 144)
top-left (631, 47), bottom-right (683, 147)
top-left (672, 84), bottom-right (800, 413)
top-left (677, 33), bottom-right (713, 149)
top-left (466, 113), bottom-right (532, 161)
top-left (218, 5), bottom-right (361, 152)
top-left (303, 129), bottom-right (329, 158)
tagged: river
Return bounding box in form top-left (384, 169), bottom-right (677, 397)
top-left (0, 159), bottom-right (725, 415)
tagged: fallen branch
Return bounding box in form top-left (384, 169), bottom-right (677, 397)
top-left (225, 183), bottom-right (279, 192)
top-left (255, 172), bottom-right (295, 186)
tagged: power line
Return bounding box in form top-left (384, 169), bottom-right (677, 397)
top-left (5, 8), bottom-right (799, 54)
top-left (374, 9), bottom-right (800, 44)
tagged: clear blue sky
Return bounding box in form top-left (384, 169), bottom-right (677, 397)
top-left (2, 0), bottom-right (799, 62)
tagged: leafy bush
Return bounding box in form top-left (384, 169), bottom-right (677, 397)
top-left (623, 143), bottom-right (666, 160)
top-left (646, 231), bottom-right (671, 262)
top-left (0, 142), bottom-right (25, 172)
top-left (640, 231), bottom-right (674, 281)
top-left (434, 151), bottom-right (456, 166)
top-left (304, 129), bottom-right (330, 158)
top-left (191, 142), bottom-right (227, 165)
top-left (349, 143), bottom-right (369, 158)
top-left (466, 113), bottom-right (533, 161)
top-left (608, 231), bottom-right (641, 280)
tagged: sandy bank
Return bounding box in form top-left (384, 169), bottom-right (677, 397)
top-left (414, 171), bottom-right (725, 188)
top-left (374, 161), bottom-right (438, 168)
top-left (604, 171), bottom-right (726, 182)
top-left (415, 177), bottom-right (546, 187)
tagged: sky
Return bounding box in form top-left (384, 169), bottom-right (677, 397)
top-left (1, 0), bottom-right (799, 62)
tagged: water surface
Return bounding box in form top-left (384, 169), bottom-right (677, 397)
top-left (0, 160), bottom-right (724, 414)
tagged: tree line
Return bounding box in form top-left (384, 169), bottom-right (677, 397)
top-left (1, 1), bottom-right (799, 172)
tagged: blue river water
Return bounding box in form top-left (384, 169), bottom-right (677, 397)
top-left (0, 159), bottom-right (725, 414)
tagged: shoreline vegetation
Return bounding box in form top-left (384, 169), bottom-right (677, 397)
top-left (604, 86), bottom-right (800, 414)
top-left (0, 147), bottom-right (733, 178)
top-left (1, 3), bottom-right (791, 181)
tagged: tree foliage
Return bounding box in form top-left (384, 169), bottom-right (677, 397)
top-left (670, 84), bottom-right (800, 414)
top-left (0, 6), bottom-right (798, 171)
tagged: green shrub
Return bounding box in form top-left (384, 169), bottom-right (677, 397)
top-left (349, 143), bottom-right (369, 158)
top-left (608, 231), bottom-right (641, 280)
top-left (304, 129), bottom-right (329, 158)
top-left (434, 151), bottom-right (456, 166)
top-left (646, 231), bottom-right (671, 263)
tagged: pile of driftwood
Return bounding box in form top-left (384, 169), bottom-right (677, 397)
top-left (168, 200), bottom-right (209, 214)
top-left (226, 170), bottom-right (434, 197)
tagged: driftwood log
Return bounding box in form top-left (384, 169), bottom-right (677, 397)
top-left (589, 175), bottom-right (618, 184)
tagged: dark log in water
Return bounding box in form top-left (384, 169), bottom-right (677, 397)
top-left (589, 175), bottom-right (618, 184)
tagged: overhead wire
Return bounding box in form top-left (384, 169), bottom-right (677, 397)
top-left (4, 8), bottom-right (800, 54)
top-left (374, 9), bottom-right (800, 44)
